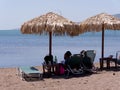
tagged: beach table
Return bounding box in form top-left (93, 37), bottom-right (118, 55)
top-left (99, 56), bottom-right (117, 69)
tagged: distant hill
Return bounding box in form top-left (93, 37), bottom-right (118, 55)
top-left (114, 14), bottom-right (120, 19)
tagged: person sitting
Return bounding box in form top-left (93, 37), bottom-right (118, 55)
top-left (64, 51), bottom-right (72, 65)
top-left (81, 50), bottom-right (94, 69)
top-left (44, 54), bottom-right (54, 74)
top-left (68, 54), bottom-right (82, 70)
top-left (44, 54), bottom-right (53, 65)
top-left (64, 51), bottom-right (83, 70)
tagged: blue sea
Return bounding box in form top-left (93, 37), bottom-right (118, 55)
top-left (0, 30), bottom-right (120, 68)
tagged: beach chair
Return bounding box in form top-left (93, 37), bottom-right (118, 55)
top-left (65, 50), bottom-right (97, 77)
top-left (82, 50), bottom-right (97, 73)
top-left (86, 50), bottom-right (96, 63)
top-left (18, 66), bottom-right (43, 80)
top-left (65, 65), bottom-right (84, 77)
top-left (115, 51), bottom-right (120, 67)
top-left (106, 51), bottom-right (120, 69)
top-left (65, 55), bottom-right (84, 77)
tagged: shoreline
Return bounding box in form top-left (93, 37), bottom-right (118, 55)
top-left (0, 62), bottom-right (100, 68)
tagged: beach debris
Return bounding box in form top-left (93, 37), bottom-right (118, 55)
top-left (113, 73), bottom-right (115, 75)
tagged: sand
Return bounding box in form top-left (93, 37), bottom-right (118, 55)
top-left (0, 63), bottom-right (120, 90)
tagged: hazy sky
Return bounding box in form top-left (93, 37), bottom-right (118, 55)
top-left (0, 0), bottom-right (120, 30)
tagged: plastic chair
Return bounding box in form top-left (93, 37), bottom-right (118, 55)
top-left (116, 51), bottom-right (120, 65)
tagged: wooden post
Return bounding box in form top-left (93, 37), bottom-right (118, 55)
top-left (102, 23), bottom-right (104, 59)
top-left (49, 32), bottom-right (52, 56)
top-left (100, 23), bottom-right (104, 69)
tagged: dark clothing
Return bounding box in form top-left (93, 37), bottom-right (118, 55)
top-left (64, 51), bottom-right (72, 60)
top-left (44, 55), bottom-right (53, 65)
top-left (64, 51), bottom-right (72, 66)
top-left (44, 55), bottom-right (54, 74)
top-left (82, 56), bottom-right (93, 69)
top-left (66, 55), bottom-right (83, 70)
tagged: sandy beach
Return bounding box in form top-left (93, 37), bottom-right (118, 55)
top-left (0, 63), bottom-right (120, 90)
top-left (1, 0), bottom-right (120, 90)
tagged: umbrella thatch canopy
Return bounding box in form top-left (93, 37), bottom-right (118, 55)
top-left (21, 12), bottom-right (79, 55)
top-left (79, 13), bottom-right (120, 68)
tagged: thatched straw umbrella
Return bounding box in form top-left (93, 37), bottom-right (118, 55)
top-left (21, 12), bottom-right (79, 56)
top-left (79, 13), bottom-right (120, 69)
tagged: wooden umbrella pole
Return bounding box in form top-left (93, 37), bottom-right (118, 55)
top-left (100, 23), bottom-right (104, 69)
top-left (102, 23), bottom-right (104, 59)
top-left (49, 32), bottom-right (52, 56)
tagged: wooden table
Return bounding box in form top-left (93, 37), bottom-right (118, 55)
top-left (99, 57), bottom-right (117, 69)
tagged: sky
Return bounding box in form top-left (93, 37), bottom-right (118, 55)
top-left (0, 0), bottom-right (120, 30)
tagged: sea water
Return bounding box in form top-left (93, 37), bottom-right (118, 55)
top-left (0, 30), bottom-right (120, 68)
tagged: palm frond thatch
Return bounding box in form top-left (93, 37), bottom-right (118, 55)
top-left (21, 12), bottom-right (80, 36)
top-left (80, 13), bottom-right (120, 32)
